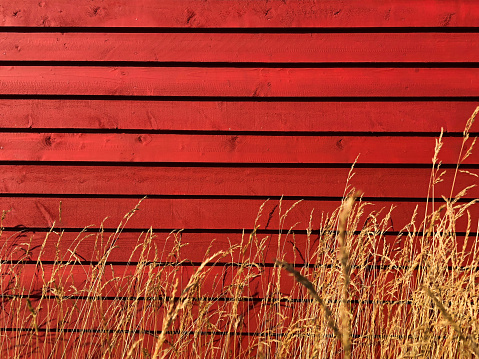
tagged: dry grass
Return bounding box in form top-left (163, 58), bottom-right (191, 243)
top-left (0, 107), bottom-right (478, 358)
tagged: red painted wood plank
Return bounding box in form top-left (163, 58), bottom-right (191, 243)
top-left (1, 67), bottom-right (479, 97)
top-left (0, 298), bottom-right (400, 338)
top-left (0, 197), bottom-right (475, 233)
top-left (4, 229), bottom-right (474, 266)
top-left (0, 331), bottom-right (261, 359)
top-left (0, 230), bottom-right (318, 264)
top-left (0, 133), bottom-right (474, 165)
top-left (0, 299), bottom-right (261, 331)
top-left (0, 263), bottom-right (302, 299)
top-left (1, 100), bottom-right (477, 133)
top-left (1, 165), bottom-right (478, 199)
top-left (0, 229), bottom-right (378, 264)
top-left (0, 261), bottom-right (419, 302)
top-left (1, 1), bottom-right (478, 28)
top-left (2, 33), bottom-right (479, 63)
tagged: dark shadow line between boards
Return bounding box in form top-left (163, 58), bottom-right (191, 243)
top-left (0, 192), bottom-right (474, 202)
top-left (0, 328), bottom-right (426, 339)
top-left (0, 128), bottom-right (474, 137)
top-left (2, 26), bottom-right (479, 34)
top-left (2, 227), bottom-right (470, 236)
top-left (4, 259), bottom-right (476, 272)
top-left (3, 61), bottom-right (479, 68)
top-left (0, 94), bottom-right (478, 102)
top-left (0, 294), bottom-right (414, 305)
top-left (0, 161), bottom-right (477, 169)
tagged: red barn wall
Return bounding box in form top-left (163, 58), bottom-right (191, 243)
top-left (0, 0), bottom-right (479, 357)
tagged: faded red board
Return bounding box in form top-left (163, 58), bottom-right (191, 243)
top-left (1, 1), bottom-right (478, 28)
top-left (0, 133), bottom-right (475, 164)
top-left (1, 165), bottom-right (477, 198)
top-left (0, 100), bottom-right (477, 133)
top-left (2, 67), bottom-right (479, 97)
top-left (0, 197), bottom-right (476, 232)
top-left (3, 33), bottom-right (479, 63)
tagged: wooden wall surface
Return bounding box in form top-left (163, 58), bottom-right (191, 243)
top-left (1, 0), bottom-right (479, 357)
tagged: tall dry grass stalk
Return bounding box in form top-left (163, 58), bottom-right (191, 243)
top-left (0, 107), bottom-right (478, 358)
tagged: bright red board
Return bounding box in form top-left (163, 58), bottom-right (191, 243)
top-left (2, 33), bottom-right (479, 63)
top-left (1, 66), bottom-right (479, 97)
top-left (2, 0), bottom-right (479, 28)
top-left (0, 99), bottom-right (477, 133)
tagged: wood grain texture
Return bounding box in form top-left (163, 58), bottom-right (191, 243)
top-left (1, 165), bottom-right (477, 199)
top-left (0, 197), bottom-right (475, 232)
top-left (3, 229), bottom-right (473, 265)
top-left (0, 100), bottom-right (477, 133)
top-left (1, 0), bottom-right (478, 28)
top-left (0, 230), bottom-right (320, 264)
top-left (0, 133), bottom-right (475, 164)
top-left (2, 33), bottom-right (479, 63)
top-left (1, 67), bottom-right (479, 97)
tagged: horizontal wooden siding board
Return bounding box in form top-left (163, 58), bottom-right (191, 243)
top-left (2, 33), bottom-right (479, 63)
top-left (0, 165), bottom-right (477, 198)
top-left (0, 262), bottom-right (423, 300)
top-left (2, 0), bottom-right (479, 28)
top-left (0, 133), bottom-right (475, 164)
top-left (1, 67), bottom-right (479, 97)
top-left (2, 230), bottom-right (473, 265)
top-left (0, 197), bottom-right (475, 232)
top-left (0, 100), bottom-right (477, 133)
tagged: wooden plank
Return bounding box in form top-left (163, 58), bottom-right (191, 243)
top-left (0, 261), bottom-right (436, 307)
top-left (0, 261), bottom-right (418, 300)
top-left (1, 67), bottom-right (479, 97)
top-left (1, 0), bottom-right (478, 28)
top-left (0, 230), bottom-right (320, 264)
top-left (0, 298), bottom-right (402, 337)
top-left (0, 299), bottom-right (319, 337)
top-left (3, 229), bottom-right (474, 266)
top-left (0, 298), bottom-right (266, 332)
top-left (0, 332), bottom-right (161, 359)
top-left (2, 33), bottom-right (479, 63)
top-left (1, 165), bottom-right (478, 199)
top-left (0, 100), bottom-right (477, 133)
top-left (0, 263), bottom-right (302, 298)
top-left (0, 331), bottom-right (260, 359)
top-left (0, 133), bottom-right (474, 165)
top-left (0, 197), bottom-right (476, 233)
